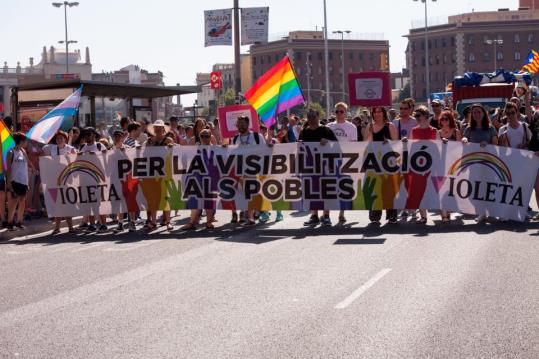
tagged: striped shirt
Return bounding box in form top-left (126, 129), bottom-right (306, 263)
top-left (123, 136), bottom-right (138, 148)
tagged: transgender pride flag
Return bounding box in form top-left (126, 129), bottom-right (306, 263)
top-left (26, 86), bottom-right (82, 144)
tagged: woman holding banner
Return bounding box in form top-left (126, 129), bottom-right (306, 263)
top-left (181, 128), bottom-right (217, 230)
top-left (438, 111), bottom-right (462, 223)
top-left (462, 104), bottom-right (499, 223)
top-left (409, 106), bottom-right (441, 224)
top-left (43, 131), bottom-right (77, 234)
top-left (365, 106), bottom-right (399, 224)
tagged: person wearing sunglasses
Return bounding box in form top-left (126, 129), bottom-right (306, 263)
top-left (327, 102), bottom-right (358, 224)
top-left (182, 129), bottom-right (217, 230)
top-left (438, 111), bottom-right (462, 223)
top-left (408, 106), bottom-right (441, 224)
top-left (365, 106), bottom-right (399, 224)
top-left (430, 99), bottom-right (444, 129)
top-left (393, 98), bottom-right (417, 140)
top-left (498, 102), bottom-right (531, 150)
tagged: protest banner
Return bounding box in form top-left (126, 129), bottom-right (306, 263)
top-left (348, 72), bottom-right (391, 107)
top-left (217, 104), bottom-right (260, 138)
top-left (40, 141), bottom-right (539, 221)
top-left (240, 7), bottom-right (269, 45)
top-left (204, 9), bottom-right (233, 47)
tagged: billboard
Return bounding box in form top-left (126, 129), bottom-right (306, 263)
top-left (241, 7), bottom-right (269, 45)
top-left (204, 9), bottom-right (233, 47)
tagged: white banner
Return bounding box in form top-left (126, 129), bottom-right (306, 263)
top-left (204, 9), bottom-right (233, 47)
top-left (240, 7), bottom-right (269, 45)
top-left (39, 141), bottom-right (539, 221)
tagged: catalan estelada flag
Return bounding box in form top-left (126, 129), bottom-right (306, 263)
top-left (521, 50), bottom-right (539, 73)
top-left (245, 55), bottom-right (305, 126)
top-left (0, 119), bottom-right (15, 179)
top-left (26, 86), bottom-right (82, 144)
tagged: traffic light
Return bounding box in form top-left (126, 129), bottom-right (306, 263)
top-left (380, 53), bottom-right (389, 71)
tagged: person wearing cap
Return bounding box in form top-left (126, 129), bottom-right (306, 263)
top-left (430, 99), bottom-right (444, 129)
top-left (145, 120), bottom-right (174, 231)
top-left (78, 127), bottom-right (109, 233)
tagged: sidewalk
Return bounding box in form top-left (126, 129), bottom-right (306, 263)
top-left (0, 217), bottom-right (83, 242)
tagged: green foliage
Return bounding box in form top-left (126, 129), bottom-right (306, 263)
top-left (305, 102), bottom-right (326, 119)
top-left (223, 88), bottom-right (236, 106)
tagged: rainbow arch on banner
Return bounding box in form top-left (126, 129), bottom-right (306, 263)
top-left (448, 152), bottom-right (512, 183)
top-left (57, 160), bottom-right (105, 186)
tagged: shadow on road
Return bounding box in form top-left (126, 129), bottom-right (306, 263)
top-left (2, 215), bottom-right (539, 247)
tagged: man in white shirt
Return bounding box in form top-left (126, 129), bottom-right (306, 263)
top-left (392, 98), bottom-right (417, 140)
top-left (499, 102), bottom-right (531, 149)
top-left (327, 102), bottom-right (357, 224)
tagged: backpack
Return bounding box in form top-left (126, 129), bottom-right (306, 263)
top-left (232, 132), bottom-right (260, 145)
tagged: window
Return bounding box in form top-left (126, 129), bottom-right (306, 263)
top-left (421, 57), bottom-right (426, 66)
top-left (469, 53), bottom-right (476, 62)
top-left (497, 51), bottom-right (503, 61)
top-left (412, 42), bottom-right (416, 51)
top-left (421, 42), bottom-right (425, 50)
top-left (529, 33), bottom-right (534, 43)
top-left (359, 53), bottom-right (364, 61)
top-left (434, 39), bottom-right (438, 48)
top-left (514, 34), bottom-right (520, 43)
top-left (515, 52), bottom-right (521, 61)
top-left (318, 52), bottom-right (322, 61)
top-left (296, 67), bottom-right (302, 75)
top-left (451, 37), bottom-right (455, 47)
top-left (260, 57), bottom-right (264, 65)
top-left (435, 55), bottom-right (440, 65)
top-left (329, 52), bottom-right (333, 60)
top-left (443, 54), bottom-right (447, 64)
top-left (442, 38), bottom-right (447, 48)
top-left (428, 40), bottom-right (432, 49)
top-left (468, 35), bottom-right (474, 45)
top-left (295, 52), bottom-right (301, 61)
top-left (253, 57), bottom-right (257, 65)
top-left (275, 54), bottom-right (279, 62)
top-left (369, 53), bottom-right (375, 61)
top-left (267, 55), bottom-right (271, 63)
top-left (483, 52), bottom-right (490, 62)
top-left (349, 52), bottom-right (353, 60)
top-left (483, 35), bottom-right (489, 44)
top-left (422, 74), bottom-right (425, 83)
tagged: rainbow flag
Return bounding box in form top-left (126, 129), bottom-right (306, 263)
top-left (0, 119), bottom-right (15, 179)
top-left (245, 55), bottom-right (305, 126)
top-left (521, 50), bottom-right (539, 73)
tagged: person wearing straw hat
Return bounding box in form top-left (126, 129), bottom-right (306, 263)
top-left (145, 120), bottom-right (174, 231)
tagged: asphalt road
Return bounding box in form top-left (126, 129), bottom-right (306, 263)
top-left (1, 210), bottom-right (539, 359)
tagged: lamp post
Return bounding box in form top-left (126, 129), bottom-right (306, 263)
top-left (414, 0), bottom-right (436, 104)
top-left (323, 0), bottom-right (330, 117)
top-left (485, 39), bottom-right (504, 71)
top-left (306, 52), bottom-right (312, 103)
top-left (333, 30), bottom-right (351, 102)
top-left (52, 1), bottom-right (79, 74)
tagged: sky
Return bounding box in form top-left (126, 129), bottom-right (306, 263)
top-left (2, 0), bottom-right (517, 105)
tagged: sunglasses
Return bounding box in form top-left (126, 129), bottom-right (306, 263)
top-left (335, 110), bottom-right (345, 114)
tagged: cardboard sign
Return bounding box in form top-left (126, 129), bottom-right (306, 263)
top-left (348, 72), bottom-right (391, 107)
top-left (217, 104), bottom-right (260, 138)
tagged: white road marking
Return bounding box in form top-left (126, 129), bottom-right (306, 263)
top-left (335, 268), bottom-right (392, 310)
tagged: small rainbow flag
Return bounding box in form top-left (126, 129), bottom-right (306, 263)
top-left (0, 119), bottom-right (15, 179)
top-left (245, 55), bottom-right (305, 126)
top-left (521, 50), bottom-right (539, 73)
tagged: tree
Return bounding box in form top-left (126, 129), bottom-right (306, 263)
top-left (223, 88), bottom-right (236, 106)
top-left (399, 82), bottom-right (411, 102)
top-left (306, 102), bottom-right (326, 120)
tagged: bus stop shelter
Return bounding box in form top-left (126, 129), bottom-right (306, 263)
top-left (11, 79), bottom-right (199, 131)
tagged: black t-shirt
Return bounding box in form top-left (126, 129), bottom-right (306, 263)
top-left (299, 125), bottom-right (337, 142)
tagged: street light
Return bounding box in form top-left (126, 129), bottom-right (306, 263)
top-left (414, 0), bottom-right (436, 104)
top-left (485, 39), bottom-right (504, 71)
top-left (333, 30), bottom-right (351, 102)
top-left (323, 0), bottom-right (330, 118)
top-left (52, 1), bottom-right (79, 74)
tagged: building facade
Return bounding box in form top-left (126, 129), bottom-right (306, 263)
top-left (1, 46), bottom-right (92, 117)
top-left (406, 5), bottom-right (539, 100)
top-left (250, 31), bottom-right (390, 108)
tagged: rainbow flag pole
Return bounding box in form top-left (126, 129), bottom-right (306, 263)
top-left (245, 55), bottom-right (305, 126)
top-left (0, 119), bottom-right (15, 179)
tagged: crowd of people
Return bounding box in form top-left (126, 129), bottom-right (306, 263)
top-left (1, 94), bottom-right (539, 234)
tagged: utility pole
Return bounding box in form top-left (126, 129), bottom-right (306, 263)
top-left (233, 0), bottom-right (242, 103)
top-left (323, 0), bottom-right (330, 117)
